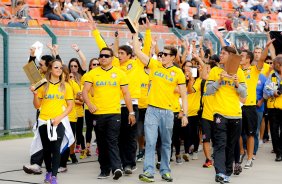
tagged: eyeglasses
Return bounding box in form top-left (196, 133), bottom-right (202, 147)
top-left (70, 65), bottom-right (78, 68)
top-left (53, 66), bottom-right (63, 70)
top-left (92, 63), bottom-right (100, 66)
top-left (99, 54), bottom-right (111, 58)
top-left (266, 62), bottom-right (273, 64)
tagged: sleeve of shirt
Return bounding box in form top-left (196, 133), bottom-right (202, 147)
top-left (120, 70), bottom-right (129, 86)
top-left (84, 71), bottom-right (93, 84)
top-left (142, 29), bottom-right (152, 56)
top-left (112, 57), bottom-right (121, 68)
top-left (147, 58), bottom-right (160, 70)
top-left (37, 85), bottom-right (44, 99)
top-left (177, 70), bottom-right (186, 85)
top-left (192, 78), bottom-right (201, 92)
top-left (92, 29), bottom-right (107, 51)
top-left (65, 82), bottom-right (74, 100)
top-left (238, 69), bottom-right (246, 84)
top-left (206, 67), bottom-right (219, 95)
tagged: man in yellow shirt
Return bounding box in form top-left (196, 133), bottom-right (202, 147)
top-left (206, 46), bottom-right (247, 183)
top-left (82, 48), bottom-right (136, 180)
top-left (240, 49), bottom-right (263, 169)
top-left (133, 32), bottom-right (188, 182)
top-left (263, 56), bottom-right (282, 162)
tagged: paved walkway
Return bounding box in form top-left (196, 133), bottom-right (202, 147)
top-left (0, 138), bottom-right (281, 184)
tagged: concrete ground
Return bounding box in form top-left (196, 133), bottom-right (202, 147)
top-left (0, 138), bottom-right (281, 184)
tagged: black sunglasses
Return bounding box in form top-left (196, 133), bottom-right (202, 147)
top-left (157, 52), bottom-right (163, 57)
top-left (92, 63), bottom-right (100, 66)
top-left (162, 52), bottom-right (172, 57)
top-left (266, 62), bottom-right (273, 64)
top-left (99, 54), bottom-right (111, 58)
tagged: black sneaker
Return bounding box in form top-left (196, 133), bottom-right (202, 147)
top-left (124, 166), bottom-right (132, 175)
top-left (131, 165), bottom-right (137, 172)
top-left (113, 169), bottom-right (122, 180)
top-left (215, 173), bottom-right (225, 184)
top-left (233, 163), bottom-right (242, 175)
top-left (97, 172), bottom-right (110, 179)
top-left (162, 173), bottom-right (173, 182)
top-left (136, 150), bottom-right (145, 162)
top-left (139, 172), bottom-right (154, 182)
top-left (156, 162), bottom-right (160, 170)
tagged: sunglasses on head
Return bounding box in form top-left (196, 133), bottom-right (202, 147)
top-left (53, 66), bottom-right (63, 70)
top-left (70, 65), bottom-right (78, 68)
top-left (99, 54), bottom-right (111, 58)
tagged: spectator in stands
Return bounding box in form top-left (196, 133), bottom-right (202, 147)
top-left (201, 14), bottom-right (217, 34)
top-left (199, 5), bottom-right (207, 22)
top-left (210, 0), bottom-right (222, 9)
top-left (81, 0), bottom-right (94, 9)
top-left (0, 1), bottom-right (12, 18)
top-left (272, 0), bottom-right (282, 12)
top-left (43, 0), bottom-right (65, 21)
top-left (233, 10), bottom-right (242, 30)
top-left (248, 13), bottom-right (258, 32)
top-left (225, 13), bottom-right (233, 32)
top-left (257, 16), bottom-right (270, 33)
top-left (63, 0), bottom-right (84, 21)
top-left (74, 0), bottom-right (94, 22)
top-left (91, 0), bottom-right (110, 23)
top-left (177, 0), bottom-right (190, 30)
top-left (8, 0), bottom-right (30, 28)
top-left (246, 0), bottom-right (265, 13)
top-left (190, 14), bottom-right (203, 36)
top-left (153, 0), bottom-right (166, 25)
top-left (97, 0), bottom-right (115, 23)
top-left (146, 0), bottom-right (154, 21)
top-left (57, 0), bottom-right (77, 21)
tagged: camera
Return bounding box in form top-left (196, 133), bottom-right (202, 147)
top-left (277, 85), bottom-right (282, 96)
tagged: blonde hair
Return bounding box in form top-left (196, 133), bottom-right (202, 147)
top-left (44, 59), bottom-right (66, 94)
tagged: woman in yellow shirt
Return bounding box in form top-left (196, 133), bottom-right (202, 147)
top-left (31, 59), bottom-right (73, 184)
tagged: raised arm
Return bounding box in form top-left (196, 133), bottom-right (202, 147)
top-left (133, 32), bottom-right (150, 66)
top-left (91, 22), bottom-right (108, 50)
top-left (267, 32), bottom-right (276, 59)
top-left (71, 44), bottom-right (87, 71)
top-left (257, 38), bottom-right (276, 70)
top-left (142, 18), bottom-right (152, 56)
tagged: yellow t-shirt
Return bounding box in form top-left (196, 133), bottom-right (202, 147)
top-left (84, 66), bottom-right (128, 114)
top-left (69, 80), bottom-right (84, 117)
top-left (138, 68), bottom-right (150, 109)
top-left (242, 65), bottom-right (260, 106)
top-left (120, 59), bottom-right (142, 99)
top-left (207, 67), bottom-right (246, 118)
top-left (268, 75), bottom-right (282, 109)
top-left (171, 94), bottom-right (181, 113)
top-left (261, 63), bottom-right (271, 77)
top-left (37, 82), bottom-right (74, 121)
top-left (187, 78), bottom-right (201, 117)
top-left (202, 83), bottom-right (215, 121)
top-left (147, 58), bottom-right (186, 110)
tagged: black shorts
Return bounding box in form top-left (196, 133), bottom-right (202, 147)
top-left (201, 118), bottom-right (214, 143)
top-left (242, 105), bottom-right (258, 136)
top-left (137, 108), bottom-right (147, 137)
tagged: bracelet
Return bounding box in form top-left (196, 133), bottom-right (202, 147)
top-left (76, 49), bottom-right (80, 52)
top-left (129, 111), bottom-right (135, 116)
top-left (182, 114), bottom-right (187, 117)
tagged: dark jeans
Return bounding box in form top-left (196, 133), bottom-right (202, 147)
top-left (85, 110), bottom-right (95, 144)
top-left (119, 105), bottom-right (139, 168)
top-left (184, 116), bottom-right (200, 153)
top-left (93, 114), bottom-right (122, 173)
top-left (172, 113), bottom-right (182, 155)
top-left (39, 123), bottom-right (65, 176)
top-left (60, 122), bottom-right (76, 168)
top-left (44, 13), bottom-right (63, 21)
top-left (268, 109), bottom-right (282, 156)
top-left (213, 114), bottom-right (241, 176)
top-left (76, 117), bottom-right (85, 149)
top-left (251, 5), bottom-right (265, 13)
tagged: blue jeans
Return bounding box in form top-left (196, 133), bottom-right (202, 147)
top-left (7, 22), bottom-right (27, 28)
top-left (143, 106), bottom-right (174, 175)
top-left (251, 5), bottom-right (265, 13)
top-left (254, 111), bottom-right (263, 155)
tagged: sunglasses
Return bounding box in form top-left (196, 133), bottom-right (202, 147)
top-left (53, 66), bottom-right (63, 70)
top-left (70, 65), bottom-right (78, 68)
top-left (99, 54), bottom-right (111, 58)
top-left (266, 62), bottom-right (273, 64)
top-left (92, 63), bottom-right (100, 66)
top-left (162, 52), bottom-right (172, 57)
top-left (157, 52), bottom-right (163, 57)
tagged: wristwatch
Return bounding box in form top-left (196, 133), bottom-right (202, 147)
top-left (129, 112), bottom-right (135, 116)
top-left (183, 114), bottom-right (187, 117)
top-left (277, 90), bottom-right (281, 96)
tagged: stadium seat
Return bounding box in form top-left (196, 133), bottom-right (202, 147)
top-left (26, 0), bottom-right (45, 7)
top-left (29, 7), bottom-right (47, 20)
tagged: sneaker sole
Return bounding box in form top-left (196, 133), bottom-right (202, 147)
top-left (97, 175), bottom-right (110, 179)
top-left (162, 178), bottom-right (173, 182)
top-left (182, 155), bottom-right (189, 162)
top-left (113, 170), bottom-right (122, 180)
top-left (124, 170), bottom-right (132, 175)
top-left (23, 166), bottom-right (42, 175)
top-left (139, 176), bottom-right (154, 182)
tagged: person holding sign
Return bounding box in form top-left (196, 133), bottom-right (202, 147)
top-left (206, 46), bottom-right (247, 183)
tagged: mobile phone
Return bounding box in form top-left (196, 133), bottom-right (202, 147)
top-left (191, 68), bottom-right (197, 78)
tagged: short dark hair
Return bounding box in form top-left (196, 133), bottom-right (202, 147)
top-left (68, 58), bottom-right (84, 75)
top-left (41, 55), bottom-right (54, 67)
top-left (206, 14), bottom-right (211, 18)
top-left (100, 47), bottom-right (114, 56)
top-left (164, 46), bottom-right (177, 57)
top-left (222, 46), bottom-right (236, 54)
top-left (241, 49), bottom-right (254, 63)
top-left (119, 45), bottom-right (133, 56)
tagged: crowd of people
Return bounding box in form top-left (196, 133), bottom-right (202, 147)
top-left (20, 16), bottom-right (282, 184)
top-left (1, 0), bottom-right (282, 33)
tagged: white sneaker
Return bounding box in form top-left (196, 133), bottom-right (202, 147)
top-left (58, 167), bottom-right (67, 173)
top-left (192, 152), bottom-right (198, 160)
top-left (259, 140), bottom-right (263, 147)
top-left (198, 145), bottom-right (203, 152)
top-left (23, 164), bottom-right (42, 174)
top-left (244, 159), bottom-right (253, 169)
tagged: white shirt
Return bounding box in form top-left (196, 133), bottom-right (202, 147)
top-left (246, 0), bottom-right (259, 8)
top-left (202, 18), bottom-right (217, 32)
top-left (257, 20), bottom-right (265, 32)
top-left (179, 2), bottom-right (190, 19)
top-left (278, 12), bottom-right (282, 21)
